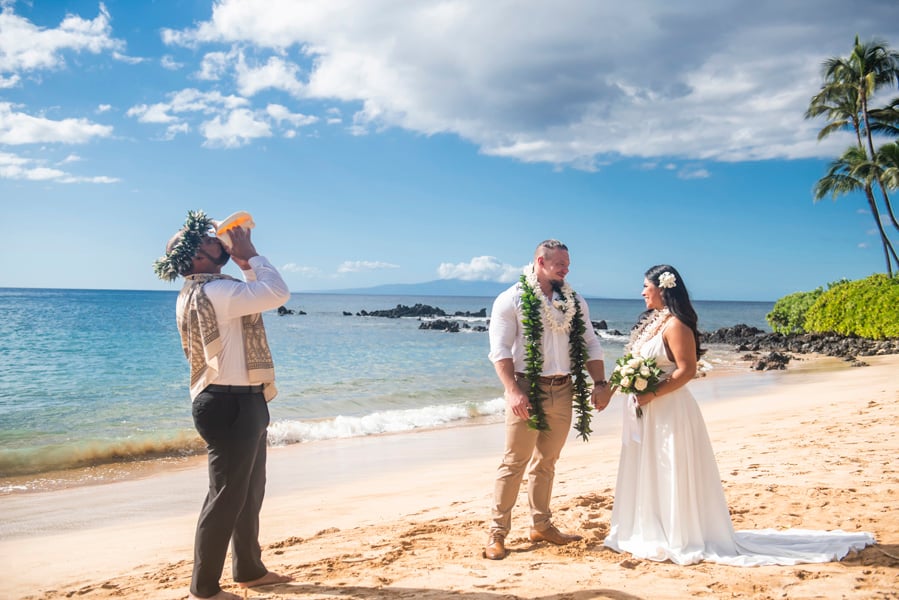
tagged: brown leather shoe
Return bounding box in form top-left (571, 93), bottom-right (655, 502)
top-left (484, 532), bottom-right (506, 560)
top-left (529, 525), bottom-right (583, 545)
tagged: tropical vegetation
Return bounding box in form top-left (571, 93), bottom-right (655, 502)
top-left (804, 274), bottom-right (899, 339)
top-left (806, 36), bottom-right (899, 275)
top-left (767, 274), bottom-right (899, 339)
top-left (766, 287), bottom-right (826, 334)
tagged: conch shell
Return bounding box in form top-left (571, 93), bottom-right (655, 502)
top-left (214, 211), bottom-right (255, 250)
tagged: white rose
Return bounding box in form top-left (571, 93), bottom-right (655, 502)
top-left (627, 358), bottom-right (643, 369)
top-left (634, 377), bottom-right (648, 391)
top-left (620, 377), bottom-right (631, 388)
top-left (639, 366), bottom-right (650, 377)
top-left (621, 367), bottom-right (634, 376)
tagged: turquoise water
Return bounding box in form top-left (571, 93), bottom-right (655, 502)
top-left (0, 287), bottom-right (773, 487)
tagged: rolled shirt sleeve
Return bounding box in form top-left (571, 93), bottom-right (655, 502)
top-left (488, 285), bottom-right (520, 364)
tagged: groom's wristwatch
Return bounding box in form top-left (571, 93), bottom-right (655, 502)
top-left (594, 379), bottom-right (608, 388)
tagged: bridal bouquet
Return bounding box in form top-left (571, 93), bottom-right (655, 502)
top-left (609, 353), bottom-right (664, 417)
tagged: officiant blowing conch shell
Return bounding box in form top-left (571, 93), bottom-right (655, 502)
top-left (154, 210), bottom-right (293, 600)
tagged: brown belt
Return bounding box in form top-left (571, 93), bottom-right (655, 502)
top-left (515, 373), bottom-right (571, 385)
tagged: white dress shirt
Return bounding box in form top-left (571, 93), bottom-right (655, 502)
top-left (488, 282), bottom-right (604, 375)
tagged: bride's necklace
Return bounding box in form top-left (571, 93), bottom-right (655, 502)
top-left (524, 266), bottom-right (576, 334)
top-left (626, 308), bottom-right (672, 354)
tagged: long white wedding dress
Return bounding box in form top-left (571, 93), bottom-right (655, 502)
top-left (603, 323), bottom-right (874, 566)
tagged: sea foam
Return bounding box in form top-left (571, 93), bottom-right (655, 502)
top-left (267, 396), bottom-right (506, 445)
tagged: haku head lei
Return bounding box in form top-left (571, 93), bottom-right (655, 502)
top-left (658, 271), bottom-right (677, 289)
top-left (153, 210), bottom-right (216, 282)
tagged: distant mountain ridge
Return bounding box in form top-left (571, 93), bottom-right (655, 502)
top-left (314, 278), bottom-right (511, 297)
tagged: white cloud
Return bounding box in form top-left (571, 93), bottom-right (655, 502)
top-left (96, 104), bottom-right (112, 113)
top-left (127, 103), bottom-right (178, 124)
top-left (128, 88), bottom-right (321, 147)
top-left (337, 260), bottom-right (400, 273)
top-left (437, 256), bottom-right (521, 282)
top-left (164, 122), bottom-right (190, 140)
top-left (59, 154), bottom-right (81, 164)
top-left (236, 54), bottom-right (305, 97)
top-left (281, 263), bottom-right (320, 276)
top-left (201, 108), bottom-right (272, 148)
top-left (0, 3), bottom-right (122, 77)
top-left (197, 50), bottom-right (234, 80)
top-left (112, 51), bottom-right (143, 65)
top-left (0, 151), bottom-right (118, 183)
top-left (0, 102), bottom-right (113, 144)
top-left (0, 73), bottom-right (19, 88)
top-left (127, 88), bottom-right (252, 143)
top-left (161, 55), bottom-right (183, 70)
top-left (266, 104), bottom-right (317, 127)
top-left (677, 166), bottom-right (711, 180)
top-left (159, 0), bottom-right (897, 167)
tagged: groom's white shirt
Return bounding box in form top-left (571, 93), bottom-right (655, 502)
top-left (488, 282), bottom-right (604, 375)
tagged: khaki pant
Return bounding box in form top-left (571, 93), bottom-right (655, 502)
top-left (490, 377), bottom-right (573, 536)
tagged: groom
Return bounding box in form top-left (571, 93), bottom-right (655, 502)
top-left (484, 239), bottom-right (611, 560)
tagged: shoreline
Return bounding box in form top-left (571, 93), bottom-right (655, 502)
top-left (5, 353), bottom-right (898, 599)
top-left (0, 346), bottom-right (772, 497)
top-left (0, 343), bottom-right (770, 495)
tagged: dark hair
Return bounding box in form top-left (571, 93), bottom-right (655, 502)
top-left (645, 264), bottom-right (704, 358)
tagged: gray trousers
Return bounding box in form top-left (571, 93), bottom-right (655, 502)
top-left (190, 388), bottom-right (270, 598)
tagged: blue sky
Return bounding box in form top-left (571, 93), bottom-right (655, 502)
top-left (2, 1), bottom-right (898, 301)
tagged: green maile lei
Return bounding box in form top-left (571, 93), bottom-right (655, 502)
top-left (153, 210), bottom-right (216, 282)
top-left (518, 268), bottom-right (593, 441)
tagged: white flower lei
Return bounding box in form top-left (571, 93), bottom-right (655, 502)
top-left (625, 307), bottom-right (672, 355)
top-left (524, 263), bottom-right (577, 334)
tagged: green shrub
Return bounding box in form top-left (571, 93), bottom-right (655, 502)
top-left (804, 274), bottom-right (899, 339)
top-left (766, 288), bottom-right (824, 334)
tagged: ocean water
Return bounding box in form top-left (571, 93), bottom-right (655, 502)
top-left (0, 288), bottom-right (773, 492)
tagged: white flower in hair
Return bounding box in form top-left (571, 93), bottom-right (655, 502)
top-left (658, 271), bottom-right (677, 289)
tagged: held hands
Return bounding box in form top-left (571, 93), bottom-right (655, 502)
top-left (591, 383), bottom-right (613, 411)
top-left (226, 226), bottom-right (259, 270)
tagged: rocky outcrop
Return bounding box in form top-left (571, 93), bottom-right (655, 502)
top-left (419, 319), bottom-right (460, 332)
top-left (454, 308), bottom-right (487, 318)
top-left (702, 325), bottom-right (899, 369)
top-left (357, 303), bottom-right (447, 318)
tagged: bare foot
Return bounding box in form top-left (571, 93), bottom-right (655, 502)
top-left (237, 571), bottom-right (294, 589)
top-left (188, 590), bottom-right (242, 600)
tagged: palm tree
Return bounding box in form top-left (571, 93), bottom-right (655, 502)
top-left (869, 98), bottom-right (899, 139)
top-left (878, 143), bottom-right (899, 189)
top-left (872, 142), bottom-right (899, 232)
top-left (807, 37), bottom-right (899, 274)
top-left (815, 146), bottom-right (898, 275)
top-left (806, 81), bottom-right (863, 147)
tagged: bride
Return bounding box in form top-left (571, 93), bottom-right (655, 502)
top-left (603, 264), bottom-right (874, 566)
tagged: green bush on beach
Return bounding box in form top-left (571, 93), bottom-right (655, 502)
top-left (766, 288), bottom-right (825, 334)
top-left (803, 274), bottom-right (899, 340)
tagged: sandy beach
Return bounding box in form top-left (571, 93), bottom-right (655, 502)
top-left (4, 354), bottom-right (898, 600)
